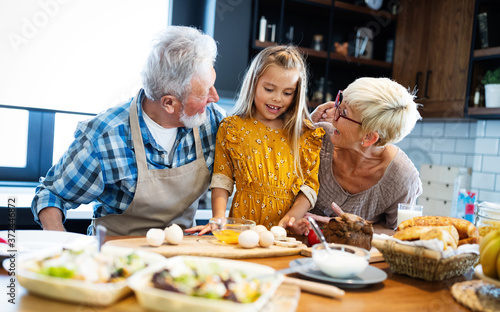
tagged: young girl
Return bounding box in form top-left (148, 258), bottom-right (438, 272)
top-left (190, 46), bottom-right (324, 235)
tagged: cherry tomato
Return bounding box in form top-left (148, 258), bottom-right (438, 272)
top-left (307, 229), bottom-right (322, 247)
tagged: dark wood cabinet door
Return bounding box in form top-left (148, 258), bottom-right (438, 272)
top-left (392, 0), bottom-right (431, 96)
top-left (393, 0), bottom-right (475, 118)
top-left (423, 0), bottom-right (474, 118)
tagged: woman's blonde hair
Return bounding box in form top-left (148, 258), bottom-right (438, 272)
top-left (232, 45), bottom-right (313, 179)
top-left (344, 77), bottom-right (421, 146)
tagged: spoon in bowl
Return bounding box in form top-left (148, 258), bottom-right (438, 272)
top-left (307, 217), bottom-right (343, 254)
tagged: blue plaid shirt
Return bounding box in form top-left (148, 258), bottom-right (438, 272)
top-left (32, 89), bottom-right (226, 225)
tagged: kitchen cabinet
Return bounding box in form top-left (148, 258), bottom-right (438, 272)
top-left (392, 0), bottom-right (475, 118)
top-left (251, 0), bottom-right (397, 109)
top-left (466, 0), bottom-right (500, 118)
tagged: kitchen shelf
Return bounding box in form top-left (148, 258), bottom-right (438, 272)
top-left (255, 40), bottom-right (392, 69)
top-left (254, 40), bottom-right (328, 59)
top-left (474, 46), bottom-right (500, 59)
top-left (468, 107), bottom-right (500, 116)
top-left (333, 1), bottom-right (396, 19)
top-left (252, 0), bottom-right (397, 104)
top-left (465, 0), bottom-right (500, 118)
top-left (329, 52), bottom-right (392, 68)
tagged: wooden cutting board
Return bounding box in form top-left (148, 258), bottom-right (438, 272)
top-left (106, 235), bottom-right (306, 259)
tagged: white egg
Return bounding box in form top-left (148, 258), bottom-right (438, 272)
top-left (164, 224), bottom-right (183, 245)
top-left (254, 224), bottom-right (268, 234)
top-left (259, 230), bottom-right (275, 248)
top-left (238, 230), bottom-right (260, 249)
top-left (146, 228), bottom-right (165, 247)
top-left (270, 226), bottom-right (287, 238)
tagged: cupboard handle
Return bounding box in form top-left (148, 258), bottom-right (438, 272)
top-left (415, 72), bottom-right (422, 97)
top-left (424, 70), bottom-right (432, 98)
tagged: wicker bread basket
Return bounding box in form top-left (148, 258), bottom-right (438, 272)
top-left (372, 239), bottom-right (479, 281)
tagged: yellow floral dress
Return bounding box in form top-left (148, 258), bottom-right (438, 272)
top-left (210, 115), bottom-right (325, 229)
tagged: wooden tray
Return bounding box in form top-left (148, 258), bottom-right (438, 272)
top-left (105, 235), bottom-right (306, 259)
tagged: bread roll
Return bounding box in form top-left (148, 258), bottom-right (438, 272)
top-left (397, 216), bottom-right (479, 242)
top-left (393, 225), bottom-right (459, 249)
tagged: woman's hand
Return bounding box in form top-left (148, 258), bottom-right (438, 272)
top-left (304, 212), bottom-right (331, 224)
top-left (331, 202), bottom-right (344, 216)
top-left (185, 223), bottom-right (211, 236)
top-left (310, 101), bottom-right (336, 123)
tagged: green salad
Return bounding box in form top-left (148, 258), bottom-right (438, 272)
top-left (25, 248), bottom-right (147, 283)
top-left (151, 259), bottom-right (271, 303)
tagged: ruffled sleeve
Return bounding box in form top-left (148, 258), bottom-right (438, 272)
top-left (297, 126), bottom-right (325, 208)
top-left (209, 118), bottom-right (235, 193)
top-left (210, 116), bottom-right (255, 192)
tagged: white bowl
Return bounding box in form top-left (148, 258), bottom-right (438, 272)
top-left (311, 243), bottom-right (370, 279)
top-left (16, 245), bottom-right (166, 306)
top-left (128, 255), bottom-right (284, 312)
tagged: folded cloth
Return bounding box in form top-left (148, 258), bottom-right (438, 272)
top-left (373, 233), bottom-right (479, 258)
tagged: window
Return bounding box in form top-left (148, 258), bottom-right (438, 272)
top-left (0, 0), bottom-right (170, 182)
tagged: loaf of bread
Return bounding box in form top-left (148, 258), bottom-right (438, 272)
top-left (393, 225), bottom-right (459, 250)
top-left (322, 213), bottom-right (373, 251)
top-left (396, 216), bottom-right (479, 246)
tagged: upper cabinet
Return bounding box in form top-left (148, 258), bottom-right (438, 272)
top-left (466, 0), bottom-right (500, 118)
top-left (392, 0), bottom-right (475, 118)
top-left (251, 0), bottom-right (397, 109)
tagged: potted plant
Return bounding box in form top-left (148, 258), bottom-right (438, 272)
top-left (481, 67), bottom-right (500, 108)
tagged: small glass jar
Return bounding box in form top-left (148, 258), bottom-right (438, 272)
top-left (475, 201), bottom-right (500, 236)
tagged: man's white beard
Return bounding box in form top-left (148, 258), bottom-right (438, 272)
top-left (179, 109), bottom-right (207, 128)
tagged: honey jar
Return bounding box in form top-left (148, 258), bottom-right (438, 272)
top-left (475, 201), bottom-right (500, 237)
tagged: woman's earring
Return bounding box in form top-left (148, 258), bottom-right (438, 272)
top-left (361, 141), bottom-right (364, 146)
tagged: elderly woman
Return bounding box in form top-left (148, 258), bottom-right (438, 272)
top-left (309, 77), bottom-right (422, 231)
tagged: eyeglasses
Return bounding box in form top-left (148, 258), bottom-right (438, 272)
top-left (334, 90), bottom-right (362, 125)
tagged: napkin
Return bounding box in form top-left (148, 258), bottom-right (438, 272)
top-left (373, 233), bottom-right (479, 258)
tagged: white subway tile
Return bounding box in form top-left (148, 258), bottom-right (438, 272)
top-left (455, 139), bottom-right (476, 154)
top-left (412, 138), bottom-right (433, 150)
top-left (475, 120), bottom-right (486, 137)
top-left (405, 148), bottom-right (433, 170)
top-left (412, 121), bottom-right (423, 136)
top-left (421, 122), bottom-right (445, 137)
top-left (475, 138), bottom-right (500, 155)
top-left (441, 154), bottom-right (467, 167)
top-left (396, 138), bottom-right (411, 150)
top-left (428, 152), bottom-right (442, 165)
top-left (485, 120), bottom-right (500, 137)
top-left (444, 122), bottom-right (470, 138)
top-left (472, 172), bottom-right (496, 190)
top-left (482, 156), bottom-right (500, 173)
top-left (468, 155), bottom-right (482, 171)
top-left (431, 138), bottom-right (455, 152)
top-left (478, 190), bottom-right (500, 203)
top-left (496, 175), bottom-right (500, 192)
top-left (469, 122), bottom-right (478, 139)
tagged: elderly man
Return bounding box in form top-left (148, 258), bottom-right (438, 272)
top-left (31, 26), bottom-right (226, 235)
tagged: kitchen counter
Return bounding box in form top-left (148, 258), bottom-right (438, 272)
top-left (1, 236), bottom-right (474, 312)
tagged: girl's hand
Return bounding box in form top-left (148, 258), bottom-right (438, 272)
top-left (278, 216), bottom-right (310, 236)
top-left (185, 224), bottom-right (211, 236)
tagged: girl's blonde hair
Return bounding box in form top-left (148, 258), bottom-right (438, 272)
top-left (344, 77), bottom-right (422, 146)
top-left (232, 45), bottom-right (313, 179)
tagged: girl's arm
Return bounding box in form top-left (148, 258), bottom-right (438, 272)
top-left (278, 192), bottom-right (311, 235)
top-left (211, 188), bottom-right (229, 218)
top-left (184, 188), bottom-right (229, 236)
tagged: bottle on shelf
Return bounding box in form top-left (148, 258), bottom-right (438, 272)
top-left (259, 16), bottom-right (267, 42)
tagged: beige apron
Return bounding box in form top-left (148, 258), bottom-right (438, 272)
top-left (96, 92), bottom-right (211, 236)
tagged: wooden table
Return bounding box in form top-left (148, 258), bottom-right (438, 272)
top-left (1, 237), bottom-right (474, 312)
